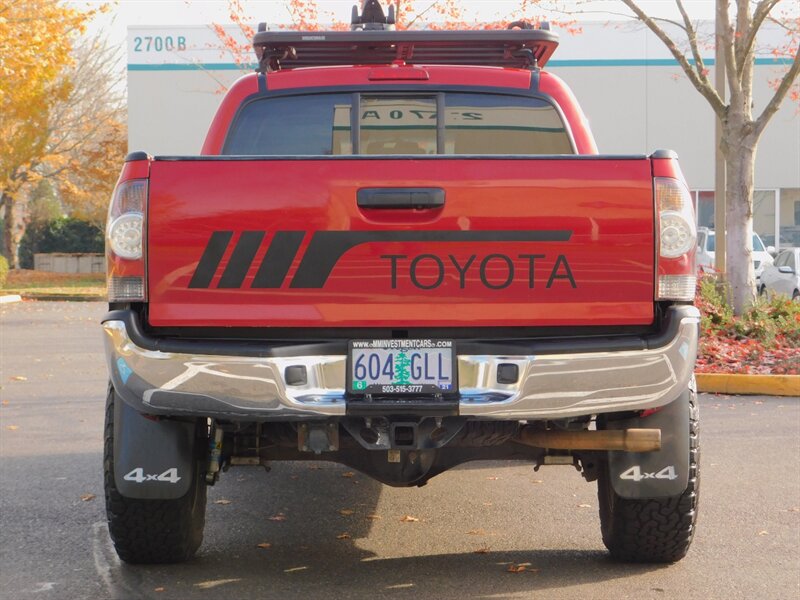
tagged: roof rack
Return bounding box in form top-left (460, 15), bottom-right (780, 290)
top-left (253, 2), bottom-right (558, 73)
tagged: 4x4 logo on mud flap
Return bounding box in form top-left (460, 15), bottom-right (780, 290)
top-left (189, 230), bottom-right (576, 290)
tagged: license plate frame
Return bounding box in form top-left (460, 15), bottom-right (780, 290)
top-left (346, 339), bottom-right (458, 397)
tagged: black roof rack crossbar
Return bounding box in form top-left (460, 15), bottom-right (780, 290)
top-left (253, 28), bottom-right (559, 73)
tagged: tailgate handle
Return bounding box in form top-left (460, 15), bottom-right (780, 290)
top-left (357, 188), bottom-right (445, 210)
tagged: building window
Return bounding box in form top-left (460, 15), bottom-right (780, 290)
top-left (779, 188), bottom-right (800, 249)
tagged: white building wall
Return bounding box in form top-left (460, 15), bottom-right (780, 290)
top-left (127, 21), bottom-right (800, 192)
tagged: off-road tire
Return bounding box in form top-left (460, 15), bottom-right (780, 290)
top-left (103, 385), bottom-right (207, 564)
top-left (597, 390), bottom-right (699, 563)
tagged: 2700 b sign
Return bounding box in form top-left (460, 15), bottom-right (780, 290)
top-left (348, 339), bottom-right (456, 395)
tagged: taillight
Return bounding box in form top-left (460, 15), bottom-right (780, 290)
top-left (107, 179), bottom-right (148, 302)
top-left (655, 177), bottom-right (696, 301)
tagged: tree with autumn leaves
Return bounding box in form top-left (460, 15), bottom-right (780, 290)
top-left (215, 0), bottom-right (798, 315)
top-left (0, 1), bottom-right (126, 268)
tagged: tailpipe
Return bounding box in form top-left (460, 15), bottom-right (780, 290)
top-left (517, 428), bottom-right (661, 452)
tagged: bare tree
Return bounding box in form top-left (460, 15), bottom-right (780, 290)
top-left (617, 0), bottom-right (799, 314)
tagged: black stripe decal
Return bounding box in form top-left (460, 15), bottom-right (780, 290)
top-left (290, 230), bottom-right (572, 289)
top-left (188, 231), bottom-right (234, 288)
top-left (217, 231), bottom-right (265, 288)
top-left (251, 231), bottom-right (305, 288)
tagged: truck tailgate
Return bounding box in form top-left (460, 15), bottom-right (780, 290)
top-left (147, 158), bottom-right (655, 328)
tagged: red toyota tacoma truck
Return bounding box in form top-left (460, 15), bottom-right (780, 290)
top-left (102, 1), bottom-right (700, 565)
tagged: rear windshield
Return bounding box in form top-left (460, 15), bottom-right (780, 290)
top-left (223, 92), bottom-right (573, 155)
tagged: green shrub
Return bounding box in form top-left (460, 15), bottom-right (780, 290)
top-left (19, 217), bottom-right (104, 269)
top-left (696, 273), bottom-right (733, 334)
top-left (696, 272), bottom-right (800, 348)
top-left (0, 255), bottom-right (8, 287)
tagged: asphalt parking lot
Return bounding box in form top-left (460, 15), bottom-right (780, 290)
top-left (1, 301), bottom-right (798, 600)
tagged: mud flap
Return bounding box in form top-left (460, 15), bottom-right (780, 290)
top-left (606, 389), bottom-right (690, 499)
top-left (113, 395), bottom-right (197, 500)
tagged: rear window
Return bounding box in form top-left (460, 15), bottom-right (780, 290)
top-left (223, 92), bottom-right (573, 155)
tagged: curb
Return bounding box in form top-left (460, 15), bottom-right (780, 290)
top-left (696, 373), bottom-right (799, 397)
top-left (10, 293), bottom-right (105, 302)
top-left (0, 294), bottom-right (22, 304)
top-left (24, 294), bottom-right (105, 302)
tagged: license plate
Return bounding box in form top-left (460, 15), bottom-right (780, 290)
top-left (347, 339), bottom-right (457, 396)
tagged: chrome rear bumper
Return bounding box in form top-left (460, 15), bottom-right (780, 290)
top-left (103, 306), bottom-right (699, 421)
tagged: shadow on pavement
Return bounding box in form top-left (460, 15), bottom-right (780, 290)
top-left (107, 462), bottom-right (664, 600)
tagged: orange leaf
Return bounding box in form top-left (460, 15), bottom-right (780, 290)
top-left (80, 493), bottom-right (96, 502)
top-left (339, 508), bottom-right (355, 516)
top-left (336, 533), bottom-right (351, 540)
top-left (214, 499), bottom-right (232, 505)
top-left (400, 515), bottom-right (419, 522)
top-left (257, 542), bottom-right (272, 549)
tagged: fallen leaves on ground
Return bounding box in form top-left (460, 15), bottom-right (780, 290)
top-left (10, 376), bottom-right (27, 381)
top-left (336, 533), bottom-right (351, 540)
top-left (284, 567), bottom-right (308, 573)
top-left (531, 479), bottom-right (544, 484)
top-left (338, 508), bottom-right (355, 516)
top-left (400, 515), bottom-right (419, 522)
top-left (577, 503), bottom-right (592, 508)
top-left (367, 513), bottom-right (382, 520)
top-left (466, 529), bottom-right (486, 536)
top-left (154, 588), bottom-right (165, 593)
top-left (256, 542), bottom-right (272, 549)
top-left (757, 530), bottom-right (769, 536)
top-left (268, 513), bottom-right (286, 521)
top-left (213, 499), bottom-right (232, 505)
top-left (474, 545), bottom-right (491, 554)
top-left (695, 276), bottom-right (800, 374)
top-left (194, 579), bottom-right (241, 589)
top-left (5, 425), bottom-right (18, 431)
top-left (80, 493), bottom-right (96, 502)
top-left (507, 563), bottom-right (528, 573)
top-left (341, 471), bottom-right (355, 478)
top-left (486, 476), bottom-right (500, 481)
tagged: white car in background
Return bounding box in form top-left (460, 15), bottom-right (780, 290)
top-left (759, 248), bottom-right (800, 301)
top-left (696, 227), bottom-right (774, 282)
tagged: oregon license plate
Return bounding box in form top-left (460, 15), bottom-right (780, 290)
top-left (347, 340), bottom-right (457, 395)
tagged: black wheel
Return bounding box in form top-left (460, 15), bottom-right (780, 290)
top-left (104, 385), bottom-right (207, 564)
top-left (597, 390), bottom-right (699, 563)
top-left (758, 285), bottom-right (766, 297)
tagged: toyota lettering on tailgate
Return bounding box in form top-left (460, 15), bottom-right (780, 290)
top-left (188, 230), bottom-right (576, 290)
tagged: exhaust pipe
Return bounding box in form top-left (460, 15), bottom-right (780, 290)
top-left (518, 428), bottom-right (661, 452)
